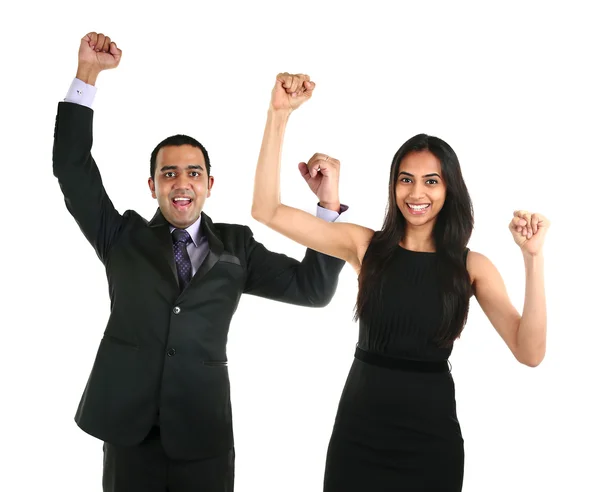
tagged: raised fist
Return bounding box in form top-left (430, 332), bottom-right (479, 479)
top-left (509, 210), bottom-right (550, 256)
top-left (270, 72), bottom-right (315, 112)
top-left (78, 32), bottom-right (122, 76)
top-left (298, 153), bottom-right (341, 210)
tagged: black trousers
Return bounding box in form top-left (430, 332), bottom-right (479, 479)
top-left (102, 428), bottom-right (235, 492)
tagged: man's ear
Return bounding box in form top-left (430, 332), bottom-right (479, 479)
top-left (148, 177), bottom-right (157, 199)
top-left (206, 175), bottom-right (215, 198)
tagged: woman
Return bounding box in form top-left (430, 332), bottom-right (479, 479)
top-left (251, 73), bottom-right (549, 491)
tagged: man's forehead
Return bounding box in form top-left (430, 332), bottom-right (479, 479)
top-left (157, 154), bottom-right (206, 168)
top-left (158, 144), bottom-right (205, 160)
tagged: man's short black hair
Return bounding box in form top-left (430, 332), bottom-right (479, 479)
top-left (150, 134), bottom-right (210, 179)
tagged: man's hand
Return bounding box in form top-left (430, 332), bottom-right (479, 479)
top-left (76, 32), bottom-right (122, 86)
top-left (299, 153), bottom-right (341, 212)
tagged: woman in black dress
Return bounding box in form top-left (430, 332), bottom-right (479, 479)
top-left (251, 73), bottom-right (549, 491)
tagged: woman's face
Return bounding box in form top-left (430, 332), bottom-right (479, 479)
top-left (395, 150), bottom-right (447, 227)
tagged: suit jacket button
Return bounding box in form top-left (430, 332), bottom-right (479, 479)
top-left (167, 348), bottom-right (176, 357)
top-left (173, 306), bottom-right (181, 314)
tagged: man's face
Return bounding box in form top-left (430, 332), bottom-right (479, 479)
top-left (148, 144), bottom-right (214, 228)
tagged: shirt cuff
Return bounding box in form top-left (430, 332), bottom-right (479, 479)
top-left (64, 78), bottom-right (97, 109)
top-left (316, 203), bottom-right (349, 222)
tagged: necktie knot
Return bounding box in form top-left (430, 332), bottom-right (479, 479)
top-left (172, 229), bottom-right (192, 245)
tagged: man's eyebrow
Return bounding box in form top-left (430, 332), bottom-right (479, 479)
top-left (159, 164), bottom-right (205, 172)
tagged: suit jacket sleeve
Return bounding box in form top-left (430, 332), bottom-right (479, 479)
top-left (242, 226), bottom-right (346, 307)
top-left (52, 101), bottom-right (125, 263)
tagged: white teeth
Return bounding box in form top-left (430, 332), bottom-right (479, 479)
top-left (173, 197), bottom-right (191, 202)
top-left (408, 204), bottom-right (429, 210)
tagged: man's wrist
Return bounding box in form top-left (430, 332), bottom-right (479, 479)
top-left (75, 65), bottom-right (100, 86)
top-left (319, 201), bottom-right (341, 213)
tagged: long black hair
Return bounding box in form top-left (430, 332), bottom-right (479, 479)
top-left (355, 134), bottom-right (474, 347)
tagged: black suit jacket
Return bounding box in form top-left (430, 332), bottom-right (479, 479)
top-left (52, 102), bottom-right (345, 460)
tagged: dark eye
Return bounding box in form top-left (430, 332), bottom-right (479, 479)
top-left (190, 171), bottom-right (200, 177)
top-left (165, 172), bottom-right (176, 178)
top-left (399, 177), bottom-right (412, 183)
top-left (426, 179), bottom-right (438, 185)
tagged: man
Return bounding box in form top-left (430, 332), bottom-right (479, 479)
top-left (53, 32), bottom-right (347, 491)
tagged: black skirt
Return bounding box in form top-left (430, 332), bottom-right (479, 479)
top-left (324, 351), bottom-right (464, 491)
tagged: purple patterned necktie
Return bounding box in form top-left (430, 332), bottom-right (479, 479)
top-left (172, 229), bottom-right (193, 291)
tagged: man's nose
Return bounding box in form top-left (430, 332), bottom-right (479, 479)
top-left (173, 175), bottom-right (192, 189)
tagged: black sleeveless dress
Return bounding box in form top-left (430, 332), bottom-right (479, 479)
top-left (323, 245), bottom-right (467, 491)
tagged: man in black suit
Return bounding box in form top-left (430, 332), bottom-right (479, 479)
top-left (53, 32), bottom-right (348, 492)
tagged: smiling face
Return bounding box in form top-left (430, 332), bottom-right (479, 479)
top-left (147, 144), bottom-right (214, 228)
top-left (395, 150), bottom-right (447, 228)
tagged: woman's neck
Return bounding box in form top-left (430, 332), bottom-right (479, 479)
top-left (401, 223), bottom-right (436, 252)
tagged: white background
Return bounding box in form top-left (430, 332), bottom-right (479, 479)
top-left (1, 1), bottom-right (599, 490)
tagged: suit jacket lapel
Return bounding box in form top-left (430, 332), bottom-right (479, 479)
top-left (146, 209), bottom-right (225, 293)
top-left (147, 208), bottom-right (179, 286)
top-left (189, 212), bottom-right (224, 287)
